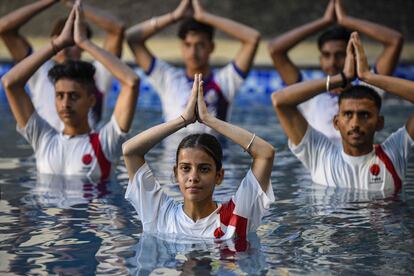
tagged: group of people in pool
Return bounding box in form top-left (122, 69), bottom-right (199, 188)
top-left (1, 0), bottom-right (413, 241)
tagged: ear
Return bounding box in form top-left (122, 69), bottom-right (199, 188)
top-left (89, 93), bottom-right (96, 107)
top-left (333, 114), bottom-right (339, 130)
top-left (376, 115), bottom-right (384, 131)
top-left (173, 165), bottom-right (178, 180)
top-left (215, 168), bottom-right (224, 186)
top-left (209, 41), bottom-right (215, 54)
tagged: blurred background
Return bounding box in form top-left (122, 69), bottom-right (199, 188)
top-left (1, 0), bottom-right (413, 66)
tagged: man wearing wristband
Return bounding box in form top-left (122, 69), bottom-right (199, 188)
top-left (126, 0), bottom-right (260, 134)
top-left (272, 32), bottom-right (414, 192)
top-left (268, 0), bottom-right (403, 141)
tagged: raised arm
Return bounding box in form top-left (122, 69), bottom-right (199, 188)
top-left (272, 37), bottom-right (355, 145)
top-left (268, 0), bottom-right (336, 85)
top-left (74, 2), bottom-right (139, 133)
top-left (351, 32), bottom-right (414, 139)
top-left (122, 74), bottom-right (199, 180)
top-left (192, 0), bottom-right (260, 74)
top-left (1, 6), bottom-right (75, 128)
top-left (126, 0), bottom-right (190, 72)
top-left (197, 76), bottom-right (274, 192)
top-left (62, 0), bottom-right (125, 57)
top-left (335, 0), bottom-right (403, 76)
top-left (0, 0), bottom-right (58, 62)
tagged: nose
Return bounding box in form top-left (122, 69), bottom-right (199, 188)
top-left (350, 115), bottom-right (360, 130)
top-left (188, 168), bottom-right (199, 183)
top-left (60, 94), bottom-right (71, 109)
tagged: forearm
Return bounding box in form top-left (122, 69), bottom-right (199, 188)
top-left (1, 41), bottom-right (56, 88)
top-left (123, 116), bottom-right (186, 158)
top-left (0, 0), bottom-right (57, 33)
top-left (79, 40), bottom-right (137, 87)
top-left (361, 73), bottom-right (414, 103)
top-left (268, 18), bottom-right (330, 55)
top-left (126, 12), bottom-right (176, 44)
top-left (203, 115), bottom-right (274, 160)
top-left (340, 16), bottom-right (402, 47)
top-left (198, 12), bottom-right (260, 45)
top-left (274, 74), bottom-right (344, 106)
top-left (75, 3), bottom-right (125, 34)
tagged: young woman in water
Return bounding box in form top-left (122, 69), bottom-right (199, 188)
top-left (122, 74), bottom-right (275, 240)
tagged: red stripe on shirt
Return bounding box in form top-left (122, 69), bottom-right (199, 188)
top-left (374, 144), bottom-right (402, 193)
top-left (89, 133), bottom-right (111, 180)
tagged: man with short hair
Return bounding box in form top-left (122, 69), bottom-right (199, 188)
top-left (0, 0), bottom-right (125, 130)
top-left (272, 32), bottom-right (413, 192)
top-left (1, 2), bottom-right (139, 181)
top-left (126, 0), bottom-right (260, 133)
top-left (268, 0), bottom-right (403, 141)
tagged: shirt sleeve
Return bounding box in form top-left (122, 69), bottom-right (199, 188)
top-left (124, 163), bottom-right (171, 231)
top-left (16, 111), bottom-right (56, 152)
top-left (213, 62), bottom-right (245, 102)
top-left (92, 61), bottom-right (113, 96)
top-left (98, 115), bottom-right (128, 162)
top-left (232, 169), bottom-right (275, 232)
top-left (381, 126), bottom-right (414, 179)
top-left (146, 58), bottom-right (178, 98)
top-left (288, 126), bottom-right (337, 185)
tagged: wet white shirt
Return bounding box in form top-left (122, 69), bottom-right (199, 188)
top-left (125, 163), bottom-right (274, 240)
top-left (18, 112), bottom-right (127, 181)
top-left (289, 126), bottom-right (414, 191)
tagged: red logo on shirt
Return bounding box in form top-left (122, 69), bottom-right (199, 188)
top-left (370, 164), bottom-right (380, 176)
top-left (82, 154), bottom-right (93, 165)
top-left (214, 227), bottom-right (225, 238)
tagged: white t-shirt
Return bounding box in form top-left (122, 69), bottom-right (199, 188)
top-left (289, 126), bottom-right (414, 191)
top-left (17, 112), bottom-right (127, 181)
top-left (147, 58), bottom-right (245, 133)
top-left (125, 163), bottom-right (274, 240)
top-left (28, 59), bottom-right (113, 131)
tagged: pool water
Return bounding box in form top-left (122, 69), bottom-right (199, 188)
top-left (0, 95), bottom-right (413, 275)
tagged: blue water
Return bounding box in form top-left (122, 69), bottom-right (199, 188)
top-left (1, 66), bottom-right (414, 275)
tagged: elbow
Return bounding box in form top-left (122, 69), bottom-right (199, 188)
top-left (392, 32), bottom-right (404, 49)
top-left (122, 140), bottom-right (133, 157)
top-left (264, 144), bottom-right (276, 160)
top-left (1, 74), bottom-right (18, 90)
top-left (249, 30), bottom-right (261, 46)
top-left (271, 90), bottom-right (284, 110)
top-left (267, 40), bottom-right (281, 57)
top-left (126, 74), bottom-right (140, 90)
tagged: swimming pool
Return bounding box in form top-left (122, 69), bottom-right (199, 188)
top-left (1, 64), bottom-right (414, 274)
top-left (0, 97), bottom-right (413, 274)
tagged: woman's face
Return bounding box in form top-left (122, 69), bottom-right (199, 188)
top-left (174, 147), bottom-right (224, 203)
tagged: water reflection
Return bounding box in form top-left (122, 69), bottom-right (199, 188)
top-left (127, 232), bottom-right (267, 275)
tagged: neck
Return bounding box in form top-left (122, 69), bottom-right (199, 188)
top-left (183, 198), bottom-right (217, 222)
top-left (186, 66), bottom-right (211, 79)
top-left (63, 122), bottom-right (90, 136)
top-left (342, 143), bottom-right (374, 156)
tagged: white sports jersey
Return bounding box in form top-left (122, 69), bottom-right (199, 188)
top-left (289, 126), bottom-right (414, 191)
top-left (147, 58), bottom-right (245, 133)
top-left (125, 163), bottom-right (274, 240)
top-left (28, 59), bottom-right (113, 131)
top-left (17, 112), bottom-right (127, 181)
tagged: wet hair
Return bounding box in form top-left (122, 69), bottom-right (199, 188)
top-left (176, 133), bottom-right (223, 171)
top-left (48, 60), bottom-right (97, 94)
top-left (318, 26), bottom-right (351, 50)
top-left (338, 85), bottom-right (382, 111)
top-left (50, 18), bottom-right (92, 39)
top-left (178, 18), bottom-right (214, 41)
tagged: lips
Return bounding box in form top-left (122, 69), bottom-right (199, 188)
top-left (186, 186), bottom-right (202, 193)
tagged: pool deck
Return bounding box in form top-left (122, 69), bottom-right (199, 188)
top-left (1, 37), bottom-right (414, 67)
